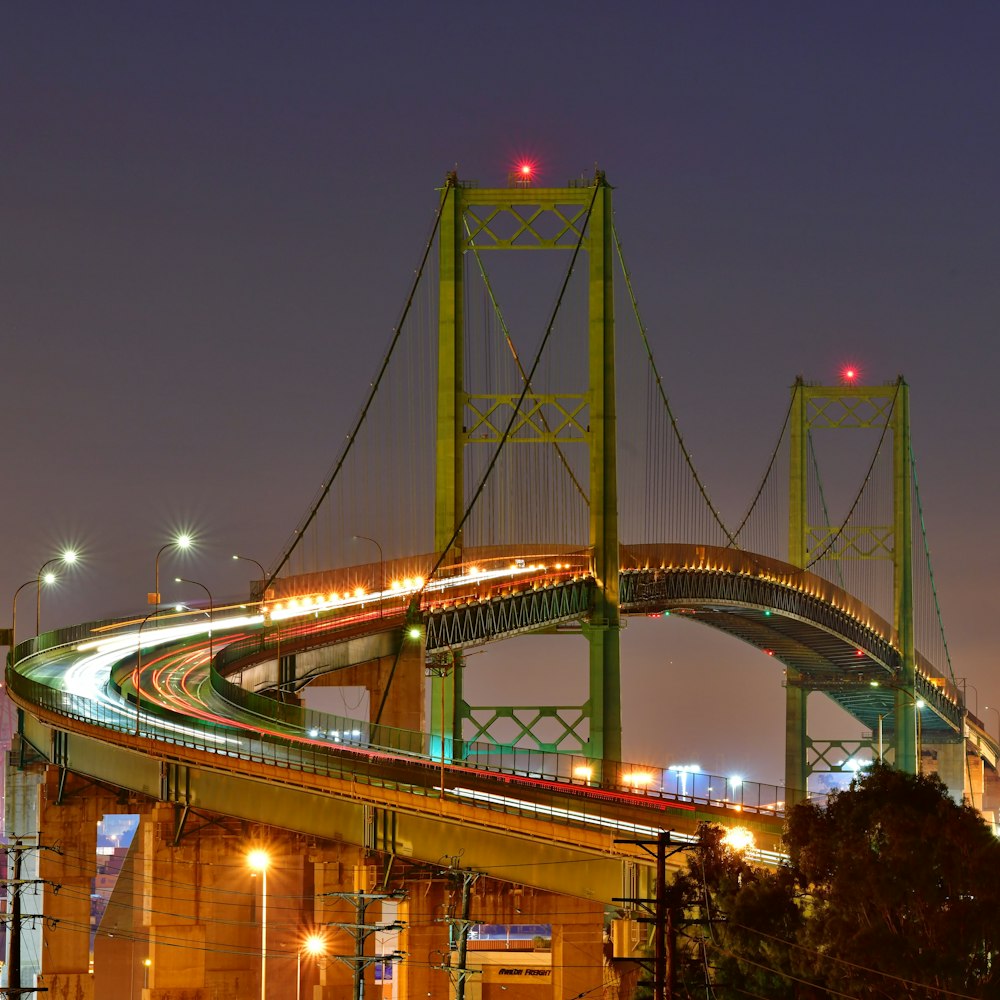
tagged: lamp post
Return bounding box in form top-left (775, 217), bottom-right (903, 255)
top-left (174, 577), bottom-right (214, 665)
top-left (869, 680), bottom-right (924, 773)
top-left (876, 713), bottom-right (888, 762)
top-left (10, 580), bottom-right (39, 655)
top-left (352, 535), bottom-right (384, 617)
top-left (297, 934), bottom-right (327, 1000)
top-left (247, 850), bottom-right (270, 1000)
top-left (233, 554), bottom-right (269, 604)
top-left (36, 550), bottom-right (77, 635)
top-left (960, 678), bottom-right (979, 716)
top-left (984, 705), bottom-right (1000, 742)
top-left (134, 607), bottom-right (176, 737)
top-left (915, 697), bottom-right (925, 774)
top-left (235, 554), bottom-right (278, 688)
top-left (151, 534), bottom-right (192, 606)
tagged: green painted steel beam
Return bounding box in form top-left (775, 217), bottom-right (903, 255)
top-left (433, 173), bottom-right (623, 773)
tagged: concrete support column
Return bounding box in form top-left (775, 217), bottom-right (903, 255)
top-left (35, 767), bottom-right (105, 1000)
top-left (550, 898), bottom-right (605, 1000)
top-left (925, 741), bottom-right (968, 804)
top-left (141, 804), bottom-right (213, 1000)
top-left (141, 811), bottom-right (315, 1000)
top-left (397, 878), bottom-right (452, 999)
top-left (369, 641), bottom-right (426, 738)
top-left (309, 641), bottom-right (426, 752)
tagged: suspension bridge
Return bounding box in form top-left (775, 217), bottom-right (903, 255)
top-left (5, 170), bottom-right (994, 999)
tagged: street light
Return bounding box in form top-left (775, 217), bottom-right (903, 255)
top-left (352, 535), bottom-right (384, 617)
top-left (233, 554), bottom-right (269, 604)
top-left (247, 849), bottom-right (270, 1000)
top-left (151, 534), bottom-right (192, 606)
top-left (134, 607), bottom-right (177, 736)
top-left (36, 550), bottom-right (77, 635)
top-left (869, 680), bottom-right (924, 773)
top-left (960, 678), bottom-right (979, 716)
top-left (10, 580), bottom-right (39, 655)
top-left (297, 933), bottom-right (327, 1000)
top-left (174, 577), bottom-right (214, 664)
top-left (915, 698), bottom-right (925, 774)
top-left (984, 705), bottom-right (1000, 742)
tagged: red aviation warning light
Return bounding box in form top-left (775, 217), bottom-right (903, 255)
top-left (840, 364), bottom-right (861, 385)
top-left (509, 159), bottom-right (538, 187)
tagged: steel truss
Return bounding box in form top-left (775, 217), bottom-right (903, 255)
top-left (425, 578), bottom-right (593, 651)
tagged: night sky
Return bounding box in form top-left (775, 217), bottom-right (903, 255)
top-left (5, 3), bottom-right (1000, 785)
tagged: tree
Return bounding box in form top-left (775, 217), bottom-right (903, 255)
top-left (667, 765), bottom-right (1000, 998)
top-left (670, 825), bottom-right (803, 999)
top-left (785, 763), bottom-right (1000, 998)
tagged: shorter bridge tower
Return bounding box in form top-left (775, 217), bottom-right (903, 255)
top-left (786, 376), bottom-right (915, 799)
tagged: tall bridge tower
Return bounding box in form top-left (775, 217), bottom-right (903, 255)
top-left (433, 171), bottom-right (622, 769)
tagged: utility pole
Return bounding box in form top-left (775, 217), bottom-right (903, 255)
top-left (436, 868), bottom-right (480, 1000)
top-left (614, 832), bottom-right (697, 1000)
top-left (323, 889), bottom-right (406, 1000)
top-left (2, 838), bottom-right (57, 999)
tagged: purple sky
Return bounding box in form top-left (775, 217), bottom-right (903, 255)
top-left (5, 3), bottom-right (1000, 784)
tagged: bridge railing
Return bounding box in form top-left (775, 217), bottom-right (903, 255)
top-left (9, 618), bottom-right (798, 824)
top-left (202, 637), bottom-right (791, 814)
top-left (7, 662), bottom-right (795, 854)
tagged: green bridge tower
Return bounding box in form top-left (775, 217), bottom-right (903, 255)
top-left (786, 376), bottom-right (915, 800)
top-left (433, 171), bottom-right (622, 774)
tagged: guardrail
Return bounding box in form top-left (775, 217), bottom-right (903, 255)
top-left (8, 614), bottom-right (799, 829)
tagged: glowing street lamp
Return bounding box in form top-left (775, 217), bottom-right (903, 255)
top-left (297, 933), bottom-right (327, 1000)
top-left (174, 577), bottom-right (214, 664)
top-left (151, 534), bottom-right (192, 606)
top-left (247, 850), bottom-right (270, 1000)
top-left (352, 535), bottom-right (384, 617)
top-left (984, 705), bottom-right (1000, 742)
top-left (36, 549), bottom-right (77, 635)
top-left (233, 554), bottom-right (269, 604)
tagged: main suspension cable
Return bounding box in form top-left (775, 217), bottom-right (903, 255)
top-left (265, 175), bottom-right (456, 590)
top-left (728, 392), bottom-right (794, 547)
top-left (419, 179), bottom-right (601, 591)
top-left (612, 222), bottom-right (738, 547)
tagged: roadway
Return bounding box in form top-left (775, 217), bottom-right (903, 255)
top-left (9, 541), bottom-right (990, 901)
top-left (7, 587), bottom-right (786, 903)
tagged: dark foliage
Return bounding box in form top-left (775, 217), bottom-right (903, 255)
top-left (666, 765), bottom-right (1000, 999)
